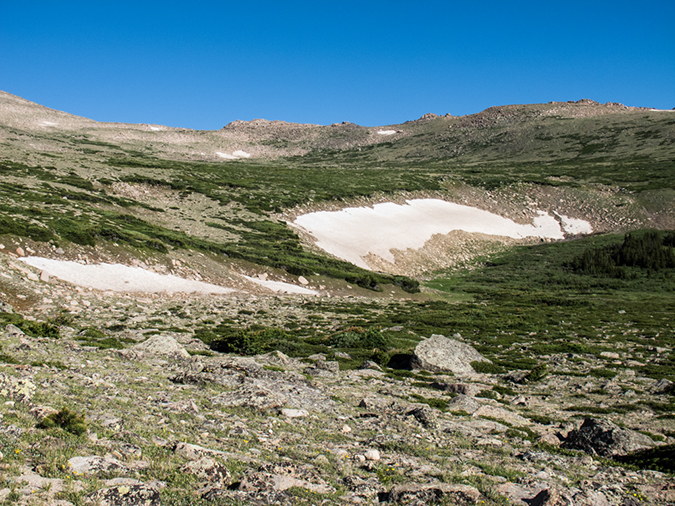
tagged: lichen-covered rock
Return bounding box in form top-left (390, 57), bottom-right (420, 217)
top-left (212, 383), bottom-right (288, 411)
top-left (407, 405), bottom-right (438, 429)
top-left (562, 417), bottom-right (656, 457)
top-left (68, 455), bottom-right (129, 475)
top-left (0, 373), bottom-right (36, 403)
top-left (132, 334), bottom-right (189, 359)
top-left (85, 483), bottom-right (160, 505)
top-left (411, 334), bottom-right (490, 374)
top-left (387, 482), bottom-right (481, 505)
top-left (180, 457), bottom-right (230, 485)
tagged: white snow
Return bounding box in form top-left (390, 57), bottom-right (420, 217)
top-left (40, 121), bottom-right (57, 126)
top-left (20, 257), bottom-right (233, 294)
top-left (242, 275), bottom-right (318, 295)
top-left (556, 213), bottom-right (594, 235)
top-left (377, 130), bottom-right (397, 135)
top-left (216, 150), bottom-right (251, 160)
top-left (216, 152), bottom-right (239, 160)
top-left (649, 109), bottom-right (675, 112)
top-left (149, 126), bottom-right (163, 131)
top-left (293, 199), bottom-right (592, 269)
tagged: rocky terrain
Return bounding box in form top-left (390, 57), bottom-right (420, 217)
top-left (1, 92), bottom-right (674, 504)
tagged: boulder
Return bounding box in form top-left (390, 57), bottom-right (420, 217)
top-left (68, 455), bottom-right (128, 475)
top-left (407, 405), bottom-right (438, 429)
top-left (180, 457), bottom-right (230, 485)
top-left (448, 394), bottom-right (481, 414)
top-left (387, 482), bottom-right (481, 505)
top-left (562, 417), bottom-right (656, 457)
top-left (0, 373), bottom-right (36, 403)
top-left (411, 334), bottom-right (490, 374)
top-left (132, 334), bottom-right (189, 359)
top-left (211, 384), bottom-right (288, 411)
top-left (86, 483), bottom-right (161, 506)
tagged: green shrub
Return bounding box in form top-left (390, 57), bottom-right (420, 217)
top-left (329, 327), bottom-right (388, 350)
top-left (524, 363), bottom-right (549, 383)
top-left (470, 361), bottom-right (504, 374)
top-left (37, 407), bottom-right (87, 436)
top-left (210, 327), bottom-right (291, 356)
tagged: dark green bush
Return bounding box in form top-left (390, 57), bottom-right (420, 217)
top-left (470, 361), bottom-right (505, 374)
top-left (210, 327), bottom-right (291, 356)
top-left (329, 327), bottom-right (389, 350)
top-left (37, 407), bottom-right (87, 436)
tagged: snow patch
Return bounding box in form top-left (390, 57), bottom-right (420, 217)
top-left (216, 152), bottom-right (239, 160)
top-left (293, 199), bottom-right (592, 270)
top-left (232, 150), bottom-right (251, 158)
top-left (555, 213), bottom-right (594, 235)
top-left (20, 257), bottom-right (233, 294)
top-left (149, 126), bottom-right (163, 131)
top-left (377, 130), bottom-right (397, 135)
top-left (242, 275), bottom-right (318, 295)
top-left (40, 121), bottom-right (57, 126)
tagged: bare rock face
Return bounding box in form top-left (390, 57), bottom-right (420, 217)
top-left (562, 417), bottom-right (656, 457)
top-left (411, 334), bottom-right (490, 374)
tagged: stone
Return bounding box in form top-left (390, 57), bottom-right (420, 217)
top-left (528, 487), bottom-right (572, 506)
top-left (387, 482), bottom-right (481, 505)
top-left (430, 382), bottom-right (482, 396)
top-left (359, 360), bottom-right (382, 371)
top-left (29, 405), bottom-right (58, 422)
top-left (298, 276), bottom-right (309, 285)
top-left (132, 334), bottom-right (189, 359)
top-left (280, 408), bottom-right (308, 418)
top-left (5, 324), bottom-right (25, 337)
top-left (562, 417), bottom-right (656, 457)
top-left (448, 394), bottom-right (481, 414)
top-left (211, 384), bottom-right (288, 411)
top-left (40, 270), bottom-right (50, 282)
top-left (68, 455), bottom-right (128, 475)
top-left (652, 378), bottom-right (674, 394)
top-left (0, 373), bottom-right (36, 403)
top-left (407, 405), bottom-right (438, 429)
top-left (180, 457), bottom-right (230, 484)
top-left (411, 334), bottom-right (490, 374)
top-left (472, 405), bottom-right (531, 426)
top-left (173, 442), bottom-right (227, 460)
top-left (86, 483), bottom-right (161, 505)
top-left (16, 247), bottom-right (25, 257)
top-left (364, 449), bottom-right (380, 461)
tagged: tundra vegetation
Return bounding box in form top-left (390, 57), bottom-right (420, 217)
top-left (0, 94), bottom-right (674, 504)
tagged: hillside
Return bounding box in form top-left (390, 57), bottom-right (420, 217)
top-left (0, 91), bottom-right (674, 505)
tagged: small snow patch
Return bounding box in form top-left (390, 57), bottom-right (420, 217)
top-left (149, 126), bottom-right (163, 131)
top-left (232, 150), bottom-right (251, 158)
top-left (20, 257), bottom-right (233, 294)
top-left (242, 275), bottom-right (318, 295)
top-left (216, 152), bottom-right (239, 160)
top-left (377, 130), bottom-right (397, 135)
top-left (40, 121), bottom-right (57, 126)
top-left (556, 213), bottom-right (593, 235)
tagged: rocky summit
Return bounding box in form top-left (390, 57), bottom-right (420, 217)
top-left (0, 93), bottom-right (674, 504)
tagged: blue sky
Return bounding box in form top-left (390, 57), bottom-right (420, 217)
top-left (2, 1), bottom-right (673, 129)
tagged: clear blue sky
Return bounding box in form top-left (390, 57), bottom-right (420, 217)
top-left (2, 1), bottom-right (673, 129)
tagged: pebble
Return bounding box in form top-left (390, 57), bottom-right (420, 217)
top-left (364, 449), bottom-right (380, 461)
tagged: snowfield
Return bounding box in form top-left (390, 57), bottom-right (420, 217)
top-left (293, 199), bottom-right (592, 269)
top-left (20, 257), bottom-right (233, 294)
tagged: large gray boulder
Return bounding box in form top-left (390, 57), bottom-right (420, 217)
top-left (132, 334), bottom-right (189, 359)
top-left (562, 417), bottom-right (656, 457)
top-left (411, 334), bottom-right (490, 374)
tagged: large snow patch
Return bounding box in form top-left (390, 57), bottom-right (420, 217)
top-left (293, 199), bottom-right (591, 269)
top-left (20, 257), bottom-right (233, 294)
